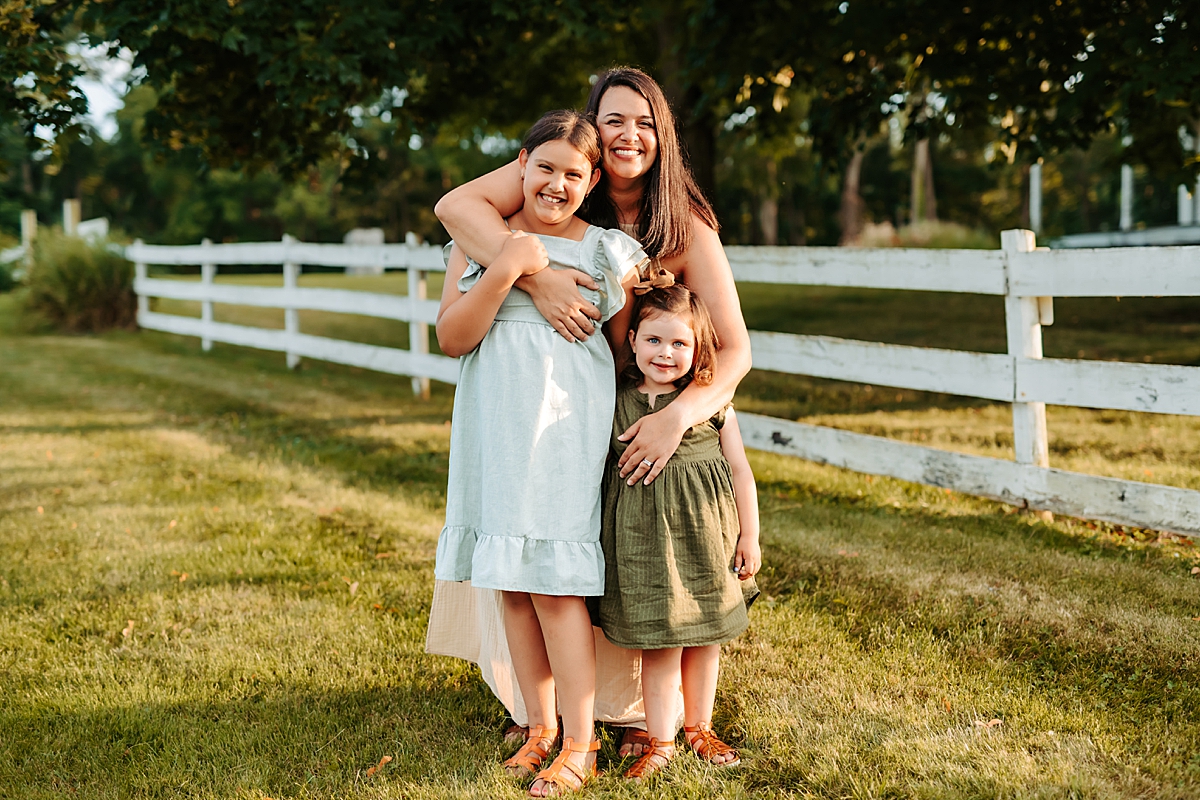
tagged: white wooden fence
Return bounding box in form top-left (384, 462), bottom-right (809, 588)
top-left (728, 229), bottom-right (1200, 538)
top-left (130, 230), bottom-right (1200, 538)
top-left (129, 235), bottom-right (455, 399)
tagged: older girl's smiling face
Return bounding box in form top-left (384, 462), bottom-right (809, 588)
top-left (596, 85), bottom-right (659, 185)
top-left (517, 139), bottom-right (600, 229)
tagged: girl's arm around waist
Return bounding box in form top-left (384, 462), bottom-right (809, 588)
top-left (720, 409), bottom-right (762, 580)
top-left (435, 234), bottom-right (547, 357)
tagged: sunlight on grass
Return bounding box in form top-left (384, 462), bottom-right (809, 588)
top-left (2, 286), bottom-right (1199, 798)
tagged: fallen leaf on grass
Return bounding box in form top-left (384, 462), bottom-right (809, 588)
top-left (366, 755), bottom-right (392, 777)
top-left (1191, 567), bottom-right (1199, 575)
top-left (121, 620), bottom-right (135, 638)
top-left (46, 450), bottom-right (53, 461)
top-left (342, 576), bottom-right (359, 595)
top-left (168, 520), bottom-right (177, 529)
top-left (169, 570), bottom-right (188, 582)
top-left (375, 552), bottom-right (394, 559)
top-left (941, 697), bottom-right (952, 713)
top-left (974, 718), bottom-right (1003, 729)
top-left (37, 506), bottom-right (43, 514)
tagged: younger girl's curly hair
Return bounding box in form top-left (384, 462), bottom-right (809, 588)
top-left (622, 267), bottom-right (720, 388)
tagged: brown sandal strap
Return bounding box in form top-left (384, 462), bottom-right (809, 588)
top-left (624, 738), bottom-right (675, 779)
top-left (532, 738), bottom-right (598, 793)
top-left (684, 723), bottom-right (741, 765)
top-left (503, 725), bottom-right (559, 775)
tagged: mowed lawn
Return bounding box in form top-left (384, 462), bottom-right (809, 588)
top-left (2, 280), bottom-right (1200, 799)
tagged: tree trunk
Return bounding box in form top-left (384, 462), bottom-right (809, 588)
top-left (759, 159), bottom-right (779, 245)
top-left (839, 148), bottom-right (866, 244)
top-left (923, 141), bottom-right (937, 221)
top-left (656, 7), bottom-right (717, 204)
top-left (910, 138), bottom-right (928, 226)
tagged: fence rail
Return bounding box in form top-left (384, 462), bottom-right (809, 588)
top-left (130, 231), bottom-right (1200, 538)
top-left (129, 235), bottom-right (452, 398)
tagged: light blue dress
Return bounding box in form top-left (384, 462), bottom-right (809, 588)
top-left (434, 225), bottom-right (647, 596)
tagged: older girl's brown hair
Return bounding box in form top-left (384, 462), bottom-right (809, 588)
top-left (582, 67), bottom-right (718, 261)
top-left (623, 276), bottom-right (720, 389)
top-left (521, 109), bottom-right (602, 171)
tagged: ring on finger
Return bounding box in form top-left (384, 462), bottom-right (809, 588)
top-left (640, 458), bottom-right (654, 468)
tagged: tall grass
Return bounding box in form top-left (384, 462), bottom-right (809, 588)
top-left (20, 230), bottom-right (135, 332)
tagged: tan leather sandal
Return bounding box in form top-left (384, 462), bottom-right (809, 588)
top-left (623, 737), bottom-right (675, 780)
top-left (617, 726), bottom-right (653, 757)
top-left (503, 723), bottom-right (530, 746)
top-left (529, 737), bottom-right (599, 796)
top-left (683, 722), bottom-right (741, 767)
top-left (503, 724), bottom-right (559, 779)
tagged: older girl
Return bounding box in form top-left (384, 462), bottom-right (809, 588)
top-left (435, 109), bottom-right (644, 795)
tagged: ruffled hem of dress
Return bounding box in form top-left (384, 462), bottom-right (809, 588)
top-left (435, 525), bottom-right (606, 596)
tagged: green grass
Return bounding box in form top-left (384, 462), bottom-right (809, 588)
top-left (2, 282), bottom-right (1200, 799)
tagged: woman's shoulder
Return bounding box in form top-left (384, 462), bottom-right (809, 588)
top-left (659, 214), bottom-right (728, 280)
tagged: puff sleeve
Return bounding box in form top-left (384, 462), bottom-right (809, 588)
top-left (592, 229), bottom-right (650, 322)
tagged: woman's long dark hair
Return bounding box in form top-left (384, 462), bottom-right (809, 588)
top-left (582, 67), bottom-right (718, 261)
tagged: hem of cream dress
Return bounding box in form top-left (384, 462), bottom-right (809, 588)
top-left (425, 579), bottom-right (682, 731)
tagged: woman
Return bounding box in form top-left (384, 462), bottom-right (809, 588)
top-left (425, 67), bottom-right (754, 760)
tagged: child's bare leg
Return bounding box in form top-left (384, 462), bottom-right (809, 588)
top-left (528, 594), bottom-right (596, 796)
top-left (500, 591), bottom-right (558, 761)
top-left (681, 644), bottom-right (737, 764)
top-left (640, 647), bottom-right (683, 742)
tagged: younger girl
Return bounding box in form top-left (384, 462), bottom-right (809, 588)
top-left (597, 270), bottom-right (761, 778)
top-left (434, 109), bottom-right (644, 796)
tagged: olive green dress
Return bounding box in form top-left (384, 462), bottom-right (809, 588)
top-left (597, 383), bottom-right (758, 650)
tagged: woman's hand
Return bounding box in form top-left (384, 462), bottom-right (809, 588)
top-left (733, 536), bottom-right (761, 580)
top-left (516, 267), bottom-right (602, 343)
top-left (617, 403), bottom-right (688, 485)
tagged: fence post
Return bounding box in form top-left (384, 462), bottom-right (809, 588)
top-left (62, 199), bottom-right (81, 236)
top-left (200, 238), bottom-right (215, 352)
top-left (20, 210), bottom-right (37, 267)
top-left (408, 262), bottom-right (431, 399)
top-left (1002, 229), bottom-right (1050, 475)
top-left (133, 239), bottom-right (148, 322)
top-left (282, 234), bottom-right (300, 369)
top-left (1119, 165), bottom-right (1134, 232)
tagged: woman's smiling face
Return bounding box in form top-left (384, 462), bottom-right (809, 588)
top-left (596, 85), bottom-right (659, 185)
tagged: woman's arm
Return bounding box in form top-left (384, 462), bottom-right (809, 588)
top-left (434, 160), bottom-right (524, 267)
top-left (435, 233), bottom-right (547, 357)
top-left (618, 216), bottom-right (753, 484)
top-left (601, 269), bottom-right (642, 370)
top-left (435, 160), bottom-right (602, 342)
top-left (719, 410), bottom-right (761, 580)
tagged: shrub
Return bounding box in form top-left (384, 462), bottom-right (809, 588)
top-left (0, 261), bottom-right (14, 293)
top-left (21, 230), bottom-right (136, 332)
top-left (854, 220), bottom-right (996, 249)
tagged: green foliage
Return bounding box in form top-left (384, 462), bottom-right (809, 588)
top-left (21, 229), bottom-right (135, 332)
top-left (0, 1), bottom-right (87, 154)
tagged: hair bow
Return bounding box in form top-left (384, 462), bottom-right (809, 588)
top-left (633, 263), bottom-right (675, 296)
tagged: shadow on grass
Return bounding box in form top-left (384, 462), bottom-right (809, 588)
top-left (0, 679), bottom-right (511, 797)
top-left (753, 488), bottom-right (1200, 732)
